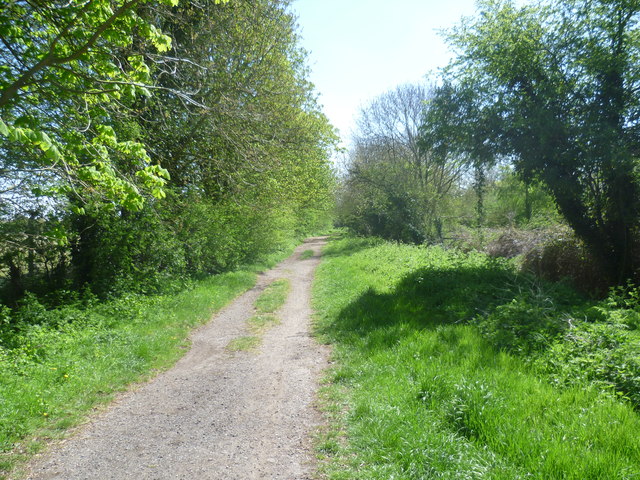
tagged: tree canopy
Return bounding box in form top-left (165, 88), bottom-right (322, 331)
top-left (0, 0), bottom-right (336, 301)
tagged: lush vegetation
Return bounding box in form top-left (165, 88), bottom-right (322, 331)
top-left (2, 0), bottom-right (640, 478)
top-left (0, 1), bottom-right (333, 475)
top-left (313, 236), bottom-right (640, 479)
top-left (337, 0), bottom-right (640, 290)
top-left (438, 0), bottom-right (640, 283)
top-left (0, 0), bottom-right (336, 305)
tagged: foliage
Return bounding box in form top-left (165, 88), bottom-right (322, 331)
top-left (484, 167), bottom-right (560, 228)
top-left (540, 320), bottom-right (640, 406)
top-left (475, 290), bottom-right (570, 355)
top-left (313, 236), bottom-right (640, 479)
top-left (336, 83), bottom-right (467, 243)
top-left (522, 233), bottom-right (609, 293)
top-left (0, 0), bottom-right (336, 305)
top-left (0, 0), bottom-right (184, 214)
top-left (439, 0), bottom-right (640, 283)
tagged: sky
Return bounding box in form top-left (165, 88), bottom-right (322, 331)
top-left (291, 0), bottom-right (479, 149)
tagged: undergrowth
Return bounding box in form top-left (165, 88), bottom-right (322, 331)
top-left (312, 236), bottom-right (640, 479)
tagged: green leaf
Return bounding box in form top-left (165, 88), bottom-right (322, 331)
top-left (44, 145), bottom-right (62, 163)
top-left (34, 131), bottom-right (53, 151)
top-left (0, 118), bottom-right (9, 136)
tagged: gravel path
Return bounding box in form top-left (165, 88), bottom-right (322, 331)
top-left (24, 237), bottom-right (330, 480)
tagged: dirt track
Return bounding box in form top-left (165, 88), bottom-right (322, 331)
top-left (24, 237), bottom-right (329, 480)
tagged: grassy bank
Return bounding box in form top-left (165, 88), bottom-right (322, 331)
top-left (0, 245), bottom-right (296, 478)
top-left (312, 236), bottom-right (640, 479)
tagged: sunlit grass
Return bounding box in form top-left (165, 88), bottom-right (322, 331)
top-left (312, 236), bottom-right (640, 479)
top-left (226, 278), bottom-right (290, 353)
top-left (255, 279), bottom-right (290, 314)
top-left (226, 335), bottom-right (261, 352)
top-left (248, 314), bottom-right (280, 334)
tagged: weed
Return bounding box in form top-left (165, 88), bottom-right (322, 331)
top-left (300, 249), bottom-right (315, 260)
top-left (226, 336), bottom-right (261, 352)
top-left (248, 314), bottom-right (280, 334)
top-left (255, 279), bottom-right (290, 314)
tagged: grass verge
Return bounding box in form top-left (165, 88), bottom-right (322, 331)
top-left (312, 236), bottom-right (640, 480)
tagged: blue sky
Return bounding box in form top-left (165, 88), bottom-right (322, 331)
top-left (292, 0), bottom-right (478, 147)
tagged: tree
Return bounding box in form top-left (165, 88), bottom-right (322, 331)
top-left (339, 83), bottom-right (468, 242)
top-left (443, 0), bottom-right (640, 282)
top-left (419, 82), bottom-right (502, 231)
top-left (65, 0), bottom-right (337, 290)
top-left (0, 0), bottom-right (218, 215)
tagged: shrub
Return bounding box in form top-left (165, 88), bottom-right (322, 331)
top-left (475, 292), bottom-right (570, 354)
top-left (539, 321), bottom-right (640, 406)
top-left (522, 234), bottom-right (608, 294)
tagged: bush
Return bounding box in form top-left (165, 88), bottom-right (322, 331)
top-left (485, 227), bottom-right (566, 259)
top-left (475, 290), bottom-right (571, 354)
top-left (539, 321), bottom-right (640, 406)
top-left (475, 279), bottom-right (640, 407)
top-left (522, 233), bottom-right (608, 294)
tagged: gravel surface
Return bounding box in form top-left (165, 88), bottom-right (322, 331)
top-left (24, 237), bottom-right (330, 480)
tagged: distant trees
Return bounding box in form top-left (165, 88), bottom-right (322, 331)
top-left (336, 83), bottom-right (466, 242)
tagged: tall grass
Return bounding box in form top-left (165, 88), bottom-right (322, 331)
top-left (313, 236), bottom-right (640, 479)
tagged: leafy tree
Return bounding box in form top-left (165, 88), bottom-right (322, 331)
top-left (443, 0), bottom-right (640, 282)
top-left (0, 0), bottom-right (219, 215)
top-left (65, 0), bottom-right (337, 291)
top-left (1, 0), bottom-right (337, 301)
top-left (338, 83), bottom-right (466, 242)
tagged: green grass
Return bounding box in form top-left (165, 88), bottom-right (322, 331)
top-left (312, 236), bottom-right (640, 479)
top-left (226, 335), bottom-right (261, 352)
top-left (248, 314), bottom-right (280, 334)
top-left (255, 279), bottom-right (290, 314)
top-left (226, 279), bottom-right (290, 352)
top-left (300, 249), bottom-right (315, 260)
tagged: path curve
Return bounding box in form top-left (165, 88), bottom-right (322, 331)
top-left (24, 237), bottom-right (329, 480)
